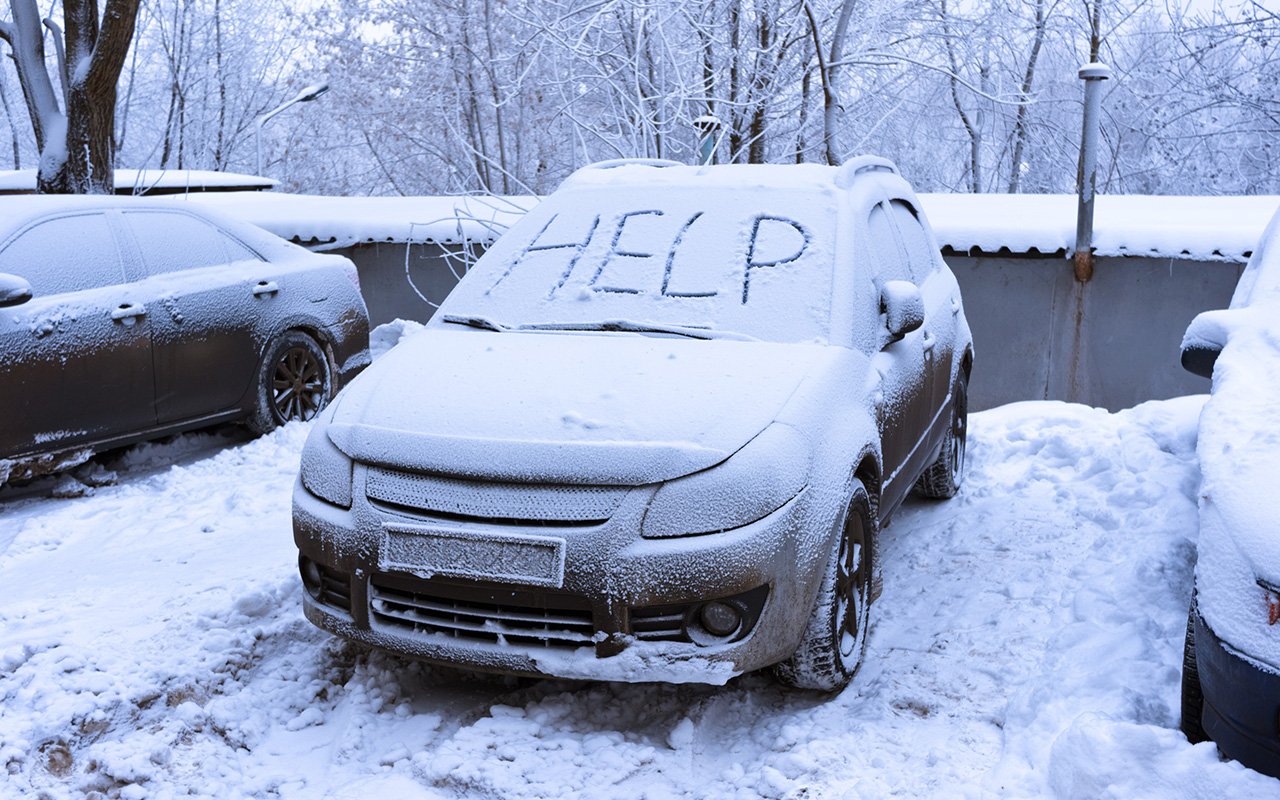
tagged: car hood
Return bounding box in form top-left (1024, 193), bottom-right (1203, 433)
top-left (325, 328), bottom-right (826, 485)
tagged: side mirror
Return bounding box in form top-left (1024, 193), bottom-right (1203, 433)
top-left (1180, 310), bottom-right (1231, 379)
top-left (0, 273), bottom-right (32, 308)
top-left (881, 280), bottom-right (924, 343)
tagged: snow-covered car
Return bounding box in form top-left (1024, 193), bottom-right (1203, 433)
top-left (0, 197), bottom-right (370, 484)
top-left (293, 158), bottom-right (973, 689)
top-left (1180, 205), bottom-right (1280, 775)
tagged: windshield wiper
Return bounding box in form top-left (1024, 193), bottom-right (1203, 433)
top-left (518, 319), bottom-right (758, 341)
top-left (440, 314), bottom-right (511, 332)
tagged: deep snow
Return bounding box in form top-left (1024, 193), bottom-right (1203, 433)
top-left (2, 385), bottom-right (1278, 797)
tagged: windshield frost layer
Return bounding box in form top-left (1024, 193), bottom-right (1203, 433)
top-left (441, 187), bottom-right (836, 343)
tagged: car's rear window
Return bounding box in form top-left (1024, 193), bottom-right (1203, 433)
top-left (0, 213), bottom-right (125, 295)
top-left (441, 187), bottom-right (837, 343)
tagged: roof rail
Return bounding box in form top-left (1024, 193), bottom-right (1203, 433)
top-left (834, 155), bottom-right (899, 188)
top-left (584, 158), bottom-right (684, 170)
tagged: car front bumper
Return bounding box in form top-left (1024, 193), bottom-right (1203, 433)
top-left (1195, 601), bottom-right (1280, 778)
top-left (292, 468), bottom-right (830, 684)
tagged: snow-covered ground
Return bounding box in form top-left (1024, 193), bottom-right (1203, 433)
top-left (3, 390), bottom-right (1279, 798)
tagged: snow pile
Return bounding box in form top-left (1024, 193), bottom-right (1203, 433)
top-left (4, 393), bottom-right (1277, 797)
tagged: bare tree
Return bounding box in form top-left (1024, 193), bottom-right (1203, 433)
top-left (0, 0), bottom-right (140, 193)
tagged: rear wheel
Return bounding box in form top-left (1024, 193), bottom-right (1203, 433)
top-left (916, 377), bottom-right (967, 499)
top-left (247, 331), bottom-right (332, 434)
top-left (775, 481), bottom-right (875, 691)
top-left (1181, 602), bottom-right (1207, 743)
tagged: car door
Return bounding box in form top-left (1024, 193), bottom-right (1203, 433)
top-left (865, 202), bottom-right (934, 510)
top-left (118, 209), bottom-right (271, 425)
top-left (887, 199), bottom-right (956, 442)
top-left (0, 211), bottom-right (155, 458)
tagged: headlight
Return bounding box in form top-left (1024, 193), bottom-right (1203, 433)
top-left (300, 419), bottom-right (353, 509)
top-left (641, 424), bottom-right (810, 538)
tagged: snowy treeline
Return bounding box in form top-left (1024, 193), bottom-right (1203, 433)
top-left (0, 0), bottom-right (1276, 196)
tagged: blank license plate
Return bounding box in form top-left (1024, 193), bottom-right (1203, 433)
top-left (380, 526), bottom-right (566, 587)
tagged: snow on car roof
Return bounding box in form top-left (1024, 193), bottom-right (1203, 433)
top-left (0, 169), bottom-right (277, 195)
top-left (177, 184), bottom-right (1278, 264)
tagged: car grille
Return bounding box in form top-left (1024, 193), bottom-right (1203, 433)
top-left (369, 574), bottom-right (596, 648)
top-left (365, 467), bottom-right (625, 527)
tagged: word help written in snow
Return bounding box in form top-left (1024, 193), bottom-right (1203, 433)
top-left (487, 210), bottom-right (812, 303)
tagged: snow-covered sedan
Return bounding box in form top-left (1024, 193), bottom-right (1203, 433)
top-left (0, 197), bottom-right (370, 485)
top-left (1180, 205), bottom-right (1280, 776)
top-left (293, 158), bottom-right (973, 689)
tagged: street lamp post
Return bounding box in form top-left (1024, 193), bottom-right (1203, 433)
top-left (255, 83), bottom-right (331, 177)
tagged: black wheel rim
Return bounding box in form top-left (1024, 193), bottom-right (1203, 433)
top-left (272, 346), bottom-right (325, 423)
top-left (836, 510), bottom-right (868, 661)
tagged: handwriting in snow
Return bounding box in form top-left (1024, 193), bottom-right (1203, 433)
top-left (486, 211), bottom-right (811, 303)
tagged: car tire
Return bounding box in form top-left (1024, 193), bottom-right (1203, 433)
top-left (247, 331), bottom-right (333, 435)
top-left (915, 377), bottom-right (968, 499)
top-left (774, 480), bottom-right (876, 692)
top-left (1181, 602), bottom-right (1208, 744)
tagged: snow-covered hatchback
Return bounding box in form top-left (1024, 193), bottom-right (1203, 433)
top-left (293, 158), bottom-right (973, 689)
top-left (1180, 205), bottom-right (1280, 775)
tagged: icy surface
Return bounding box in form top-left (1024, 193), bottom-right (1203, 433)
top-left (179, 189), bottom-right (1279, 263)
top-left (4, 392), bottom-right (1277, 797)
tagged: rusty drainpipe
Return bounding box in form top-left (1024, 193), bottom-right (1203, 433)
top-left (1073, 62), bottom-right (1111, 283)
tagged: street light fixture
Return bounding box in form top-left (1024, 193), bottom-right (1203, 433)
top-left (255, 83), bottom-right (331, 177)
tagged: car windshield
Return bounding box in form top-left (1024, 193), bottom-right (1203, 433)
top-left (439, 187), bottom-right (837, 343)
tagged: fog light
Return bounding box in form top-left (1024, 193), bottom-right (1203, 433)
top-left (699, 601), bottom-right (742, 637)
top-left (299, 554), bottom-right (323, 599)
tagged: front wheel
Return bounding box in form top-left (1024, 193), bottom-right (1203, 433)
top-left (247, 331), bottom-right (332, 435)
top-left (774, 481), bottom-right (876, 691)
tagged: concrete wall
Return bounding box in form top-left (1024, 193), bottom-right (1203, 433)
top-left (947, 255), bottom-right (1241, 411)
top-left (338, 241), bottom-right (1243, 412)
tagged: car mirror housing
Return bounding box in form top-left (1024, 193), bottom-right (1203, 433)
top-left (881, 280), bottom-right (924, 343)
top-left (0, 273), bottom-right (32, 308)
top-left (1181, 309), bottom-right (1233, 379)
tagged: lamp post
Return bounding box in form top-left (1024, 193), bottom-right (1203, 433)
top-left (255, 83), bottom-right (331, 177)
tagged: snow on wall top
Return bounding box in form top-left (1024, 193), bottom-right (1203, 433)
top-left (0, 169), bottom-right (277, 195)
top-left (921, 192), bottom-right (1280, 263)
top-left (174, 192), bottom-right (536, 249)
top-left (176, 187), bottom-right (1279, 263)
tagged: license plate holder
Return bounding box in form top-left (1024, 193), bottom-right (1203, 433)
top-left (380, 525), bottom-right (566, 588)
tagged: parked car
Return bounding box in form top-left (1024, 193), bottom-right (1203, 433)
top-left (1180, 205), bottom-right (1280, 776)
top-left (0, 197), bottom-right (370, 485)
top-left (293, 157), bottom-right (973, 689)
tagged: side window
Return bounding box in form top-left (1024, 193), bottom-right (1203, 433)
top-left (888, 200), bottom-right (938, 283)
top-left (867, 203), bottom-right (911, 285)
top-left (0, 213), bottom-right (125, 295)
top-left (123, 211), bottom-right (260, 276)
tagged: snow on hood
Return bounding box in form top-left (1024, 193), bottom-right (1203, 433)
top-left (325, 328), bottom-right (824, 485)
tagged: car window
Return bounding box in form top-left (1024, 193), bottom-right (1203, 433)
top-left (888, 200), bottom-right (937, 284)
top-left (867, 203), bottom-right (911, 285)
top-left (0, 213), bottom-right (126, 295)
top-left (123, 211), bottom-right (260, 276)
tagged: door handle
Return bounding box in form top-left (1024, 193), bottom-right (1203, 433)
top-left (922, 330), bottom-right (936, 354)
top-left (110, 302), bottom-right (146, 326)
top-left (252, 280), bottom-right (280, 297)
top-left (951, 297), bottom-right (961, 315)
